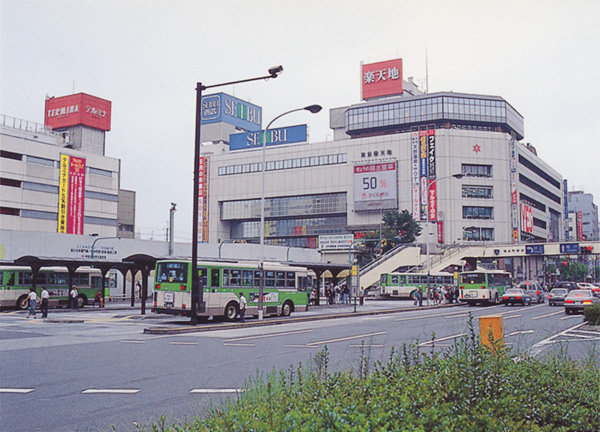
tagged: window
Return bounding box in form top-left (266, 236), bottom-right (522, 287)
top-left (21, 209), bottom-right (57, 220)
top-left (463, 227), bottom-right (494, 241)
top-left (1, 178), bottom-right (21, 188)
top-left (1, 150), bottom-right (22, 161)
top-left (23, 182), bottom-right (59, 194)
top-left (89, 167), bottom-right (112, 177)
top-left (27, 155), bottom-right (54, 167)
top-left (462, 186), bottom-right (493, 199)
top-left (463, 206), bottom-right (494, 220)
top-left (462, 164), bottom-right (492, 178)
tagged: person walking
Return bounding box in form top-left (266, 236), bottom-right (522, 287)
top-left (359, 286), bottom-right (365, 306)
top-left (40, 287), bottom-right (49, 318)
top-left (26, 287), bottom-right (37, 318)
top-left (70, 286), bottom-right (79, 310)
top-left (238, 292), bottom-right (247, 323)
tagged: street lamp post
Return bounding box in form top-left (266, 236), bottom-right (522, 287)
top-left (425, 173), bottom-right (463, 305)
top-left (258, 104), bottom-right (322, 320)
top-left (191, 66), bottom-right (284, 325)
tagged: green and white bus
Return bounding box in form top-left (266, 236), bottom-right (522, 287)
top-left (152, 260), bottom-right (313, 321)
top-left (379, 272), bottom-right (454, 299)
top-left (0, 266), bottom-right (108, 310)
top-left (459, 269), bottom-right (512, 305)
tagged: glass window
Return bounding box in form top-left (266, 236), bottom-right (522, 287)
top-left (156, 262), bottom-right (188, 283)
top-left (27, 156), bottom-right (54, 167)
top-left (89, 167), bottom-right (112, 177)
top-left (210, 268), bottom-right (220, 288)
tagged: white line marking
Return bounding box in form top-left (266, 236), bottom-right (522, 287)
top-left (503, 314), bottom-right (522, 319)
top-left (531, 322), bottom-right (586, 356)
top-left (82, 389), bottom-right (140, 394)
top-left (284, 344), bottom-right (318, 348)
top-left (349, 344), bottom-right (384, 348)
top-left (224, 329), bottom-right (313, 343)
top-left (419, 333), bottom-right (467, 346)
top-left (532, 310), bottom-right (564, 320)
top-left (169, 342), bottom-right (199, 345)
top-left (0, 388), bottom-right (35, 394)
top-left (560, 315), bottom-right (582, 320)
top-left (395, 311), bottom-right (468, 322)
top-left (223, 343), bottom-right (255, 347)
top-left (506, 330), bottom-right (535, 336)
top-left (190, 389), bottom-right (243, 394)
top-left (571, 329), bottom-right (600, 336)
top-left (308, 331), bottom-right (387, 346)
top-left (120, 340), bottom-right (146, 344)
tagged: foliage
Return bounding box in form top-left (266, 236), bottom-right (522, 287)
top-left (583, 303), bottom-right (600, 325)
top-left (381, 210), bottom-right (422, 253)
top-left (559, 261), bottom-right (589, 282)
top-left (145, 317), bottom-right (600, 432)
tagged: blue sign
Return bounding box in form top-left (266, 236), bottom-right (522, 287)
top-left (526, 245), bottom-right (545, 255)
top-left (560, 243), bottom-right (580, 254)
top-left (229, 124), bottom-right (308, 151)
top-left (201, 93), bottom-right (262, 131)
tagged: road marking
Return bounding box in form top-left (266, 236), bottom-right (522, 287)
top-left (532, 310), bottom-right (563, 320)
top-left (395, 311), bottom-right (468, 322)
top-left (284, 344), bottom-right (318, 348)
top-left (223, 343), bottom-right (255, 347)
top-left (82, 389), bottom-right (140, 394)
top-left (506, 330), bottom-right (535, 336)
top-left (190, 389), bottom-right (243, 394)
top-left (571, 329), bottom-right (600, 336)
top-left (308, 331), bottom-right (387, 346)
top-left (224, 329), bottom-right (313, 343)
top-left (169, 342), bottom-right (199, 345)
top-left (120, 340), bottom-right (146, 344)
top-left (531, 322), bottom-right (586, 356)
top-left (349, 344), bottom-right (384, 348)
top-left (0, 388), bottom-right (35, 394)
top-left (419, 333), bottom-right (467, 346)
top-left (503, 314), bottom-right (522, 319)
top-left (560, 315), bottom-right (581, 320)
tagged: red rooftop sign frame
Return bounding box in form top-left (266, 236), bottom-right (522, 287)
top-left (361, 58), bottom-right (403, 100)
top-left (45, 93), bottom-right (112, 131)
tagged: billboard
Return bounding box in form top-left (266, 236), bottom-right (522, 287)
top-left (361, 59), bottom-right (403, 100)
top-left (201, 93), bottom-right (262, 131)
top-left (521, 203), bottom-right (533, 234)
top-left (411, 132), bottom-right (420, 219)
top-left (45, 93), bottom-right (111, 131)
top-left (229, 125), bottom-right (307, 150)
top-left (58, 154), bottom-right (86, 234)
top-left (198, 157), bottom-right (209, 242)
top-left (353, 162), bottom-right (398, 211)
top-left (427, 129), bottom-right (437, 221)
top-left (318, 234), bottom-right (354, 250)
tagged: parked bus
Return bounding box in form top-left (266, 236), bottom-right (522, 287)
top-left (152, 260), bottom-right (314, 321)
top-left (379, 272), bottom-right (454, 299)
top-left (0, 266), bottom-right (108, 310)
top-left (459, 269), bottom-right (512, 305)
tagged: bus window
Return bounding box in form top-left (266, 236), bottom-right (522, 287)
top-left (254, 270), bottom-right (261, 287)
top-left (461, 273), bottom-right (486, 284)
top-left (242, 270), bottom-right (253, 287)
top-left (197, 267), bottom-right (208, 288)
top-left (276, 271), bottom-right (286, 288)
top-left (156, 262), bottom-right (188, 283)
top-left (6, 272), bottom-right (15, 287)
top-left (91, 276), bottom-right (102, 290)
top-left (265, 271), bottom-right (275, 287)
top-left (18, 272), bottom-right (33, 286)
top-left (229, 269), bottom-right (241, 287)
top-left (0, 271), bottom-right (3, 286)
top-left (210, 268), bottom-right (220, 288)
top-left (286, 272), bottom-right (295, 288)
top-left (391, 275), bottom-right (399, 285)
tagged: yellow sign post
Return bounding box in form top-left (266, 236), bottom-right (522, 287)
top-left (479, 315), bottom-right (504, 348)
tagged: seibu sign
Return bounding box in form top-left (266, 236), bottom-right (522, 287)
top-left (361, 58), bottom-right (403, 100)
top-left (45, 93), bottom-right (112, 131)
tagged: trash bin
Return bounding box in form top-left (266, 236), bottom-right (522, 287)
top-left (479, 315), bottom-right (504, 348)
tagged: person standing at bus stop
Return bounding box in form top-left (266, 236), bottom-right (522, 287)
top-left (70, 286), bottom-right (79, 310)
top-left (238, 292), bottom-right (247, 323)
top-left (40, 287), bottom-right (49, 318)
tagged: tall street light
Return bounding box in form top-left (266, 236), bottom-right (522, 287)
top-left (258, 104), bottom-right (322, 320)
top-left (425, 173), bottom-right (463, 305)
top-left (191, 66), bottom-right (284, 325)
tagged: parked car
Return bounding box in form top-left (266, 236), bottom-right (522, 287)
top-left (577, 282), bottom-right (600, 297)
top-left (548, 288), bottom-right (568, 306)
top-left (564, 289), bottom-right (600, 315)
top-left (502, 288), bottom-right (532, 306)
top-left (516, 281), bottom-right (545, 303)
top-left (552, 281), bottom-right (578, 292)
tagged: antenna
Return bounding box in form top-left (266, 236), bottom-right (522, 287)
top-left (425, 47), bottom-right (429, 94)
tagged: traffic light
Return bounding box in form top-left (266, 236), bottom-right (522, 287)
top-left (581, 245), bottom-right (594, 255)
top-left (562, 261), bottom-right (568, 267)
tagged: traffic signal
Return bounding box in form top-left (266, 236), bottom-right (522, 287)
top-left (581, 245), bottom-right (594, 255)
top-left (562, 261), bottom-right (568, 267)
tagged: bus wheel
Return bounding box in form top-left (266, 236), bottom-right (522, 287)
top-left (224, 302), bottom-right (239, 322)
top-left (17, 296), bottom-right (29, 310)
top-left (281, 300), bottom-right (293, 317)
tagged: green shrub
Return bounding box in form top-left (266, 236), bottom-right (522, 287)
top-left (583, 303), bottom-right (600, 325)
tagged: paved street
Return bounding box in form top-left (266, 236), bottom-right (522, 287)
top-left (1, 300), bottom-right (599, 431)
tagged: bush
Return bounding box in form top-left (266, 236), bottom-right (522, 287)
top-left (583, 303), bottom-right (600, 325)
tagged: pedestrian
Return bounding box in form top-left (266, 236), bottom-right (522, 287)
top-left (40, 287), bottom-right (49, 318)
top-left (70, 285), bottom-right (79, 310)
top-left (26, 287), bottom-right (37, 318)
top-left (238, 291), bottom-right (247, 323)
top-left (135, 281), bottom-right (141, 300)
top-left (359, 286), bottom-right (365, 306)
top-left (94, 290), bottom-right (104, 308)
top-left (448, 284), bottom-right (454, 304)
top-left (418, 286), bottom-right (423, 307)
top-left (342, 285), bottom-right (350, 304)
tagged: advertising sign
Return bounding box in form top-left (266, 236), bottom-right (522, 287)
top-left (201, 93), bottom-right (262, 131)
top-left (560, 243), bottom-right (580, 254)
top-left (419, 131), bottom-right (428, 221)
top-left (577, 211), bottom-right (583, 240)
top-left (361, 59), bottom-right (403, 100)
top-left (353, 162), bottom-right (398, 211)
top-left (437, 221), bottom-right (444, 244)
top-left (563, 179), bottom-right (569, 241)
top-left (45, 93), bottom-right (111, 131)
top-left (521, 203), bottom-right (534, 234)
top-left (229, 124), bottom-right (307, 150)
top-left (318, 234), bottom-right (354, 250)
top-left (58, 154), bottom-right (86, 234)
top-left (509, 138), bottom-right (518, 242)
top-left (427, 129), bottom-right (437, 221)
top-left (526, 245), bottom-right (545, 255)
top-left (198, 157), bottom-right (209, 242)
top-left (411, 132), bottom-right (420, 220)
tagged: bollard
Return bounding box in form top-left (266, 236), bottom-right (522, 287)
top-left (479, 315), bottom-right (504, 348)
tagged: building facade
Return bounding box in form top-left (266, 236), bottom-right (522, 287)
top-left (199, 60), bottom-right (566, 249)
top-left (567, 191), bottom-right (599, 241)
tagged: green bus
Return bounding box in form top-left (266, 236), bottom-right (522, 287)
top-left (459, 269), bottom-right (512, 305)
top-left (152, 260), bottom-right (313, 321)
top-left (379, 272), bottom-right (454, 299)
top-left (0, 266), bottom-right (108, 310)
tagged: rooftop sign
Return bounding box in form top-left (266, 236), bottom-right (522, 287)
top-left (201, 93), bottom-right (262, 131)
top-left (45, 93), bottom-right (111, 131)
top-left (361, 58), bottom-right (403, 100)
top-left (229, 124), bottom-right (308, 150)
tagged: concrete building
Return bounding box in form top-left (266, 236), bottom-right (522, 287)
top-left (0, 93), bottom-right (135, 238)
top-left (199, 59), bottom-right (566, 249)
top-left (567, 191), bottom-right (599, 241)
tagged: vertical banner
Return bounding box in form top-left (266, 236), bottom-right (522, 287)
top-left (419, 130), bottom-right (428, 221)
top-left (577, 211), bottom-right (583, 240)
top-left (411, 132), bottom-right (420, 220)
top-left (437, 221), bottom-right (444, 243)
top-left (509, 138), bottom-right (519, 242)
top-left (202, 157), bottom-right (210, 242)
top-left (563, 179), bottom-right (569, 241)
top-left (58, 154), bottom-right (86, 234)
top-left (198, 157), bottom-right (206, 242)
top-left (521, 203), bottom-right (533, 234)
top-left (427, 129), bottom-right (437, 221)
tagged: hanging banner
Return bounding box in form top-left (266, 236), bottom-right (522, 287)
top-left (563, 179), bottom-right (569, 241)
top-left (427, 129), bottom-right (437, 221)
top-left (577, 211), bottom-right (583, 241)
top-left (419, 130), bottom-right (428, 221)
top-left (509, 138), bottom-right (518, 242)
top-left (411, 132), bottom-right (420, 220)
top-left (198, 157), bottom-right (210, 242)
top-left (58, 154), bottom-right (86, 234)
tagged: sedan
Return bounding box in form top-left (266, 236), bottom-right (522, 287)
top-left (548, 288), bottom-right (568, 306)
top-left (564, 289), bottom-right (600, 315)
top-left (516, 281), bottom-right (545, 303)
top-left (502, 289), bottom-right (532, 306)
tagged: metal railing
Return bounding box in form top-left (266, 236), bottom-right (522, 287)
top-left (0, 114), bottom-right (59, 136)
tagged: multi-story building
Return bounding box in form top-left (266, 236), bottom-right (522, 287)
top-left (0, 93), bottom-right (135, 238)
top-left (567, 191), bottom-right (599, 241)
top-left (199, 59), bottom-right (567, 249)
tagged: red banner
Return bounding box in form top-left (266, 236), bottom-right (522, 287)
top-left (521, 203), bottom-right (533, 234)
top-left (67, 156), bottom-right (86, 234)
top-left (577, 211), bottom-right (583, 240)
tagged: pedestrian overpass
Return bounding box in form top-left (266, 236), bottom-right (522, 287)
top-left (358, 241), bottom-right (599, 289)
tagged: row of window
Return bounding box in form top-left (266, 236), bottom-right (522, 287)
top-left (463, 227), bottom-right (494, 241)
top-left (231, 216), bottom-right (348, 239)
top-left (0, 151), bottom-right (113, 177)
top-left (0, 178), bottom-right (118, 202)
top-left (0, 207), bottom-right (117, 226)
top-left (218, 153), bottom-right (347, 176)
top-left (462, 164), bottom-right (492, 177)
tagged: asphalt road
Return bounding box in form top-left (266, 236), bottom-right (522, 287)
top-left (1, 300), bottom-right (598, 432)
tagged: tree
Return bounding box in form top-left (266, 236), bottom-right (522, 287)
top-left (381, 210), bottom-right (422, 253)
top-left (560, 262), bottom-right (588, 282)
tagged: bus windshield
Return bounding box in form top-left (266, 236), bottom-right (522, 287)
top-left (156, 262), bottom-right (188, 283)
top-left (461, 273), bottom-right (486, 284)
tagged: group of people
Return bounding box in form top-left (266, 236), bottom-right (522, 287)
top-left (322, 284), bottom-right (364, 305)
top-left (24, 286), bottom-right (105, 318)
top-left (414, 284), bottom-right (459, 306)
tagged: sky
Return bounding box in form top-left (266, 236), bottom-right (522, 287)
top-left (1, 0), bottom-right (599, 242)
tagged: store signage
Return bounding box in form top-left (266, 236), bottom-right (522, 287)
top-left (560, 243), bottom-right (580, 254)
top-left (563, 179), bottom-right (569, 241)
top-left (198, 157), bottom-right (209, 242)
top-left (427, 129), bottom-right (437, 221)
top-left (411, 132), bottom-right (420, 219)
top-left (353, 162), bottom-right (398, 211)
top-left (318, 234), bottom-right (354, 250)
top-left (201, 93), bottom-right (262, 131)
top-left (577, 211), bottom-right (583, 241)
top-left (521, 203), bottom-right (534, 234)
top-left (229, 125), bottom-right (307, 150)
top-left (45, 93), bottom-right (111, 131)
top-left (361, 58), bottom-right (403, 100)
top-left (526, 245), bottom-right (545, 255)
top-left (58, 154), bottom-right (86, 234)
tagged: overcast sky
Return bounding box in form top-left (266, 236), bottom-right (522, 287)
top-left (2, 0), bottom-right (599, 242)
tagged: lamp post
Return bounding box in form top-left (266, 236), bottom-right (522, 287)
top-left (191, 66), bottom-right (284, 325)
top-left (424, 173), bottom-right (463, 305)
top-left (258, 104), bottom-right (322, 320)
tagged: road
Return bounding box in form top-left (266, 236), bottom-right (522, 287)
top-left (1, 301), bottom-right (598, 431)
